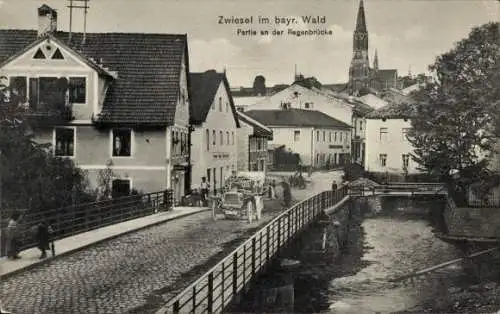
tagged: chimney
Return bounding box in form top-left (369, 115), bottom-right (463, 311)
top-left (38, 5), bottom-right (58, 37)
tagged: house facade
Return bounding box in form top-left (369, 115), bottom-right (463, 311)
top-left (0, 5), bottom-right (191, 201)
top-left (189, 70), bottom-right (239, 194)
top-left (236, 111), bottom-right (273, 173)
top-left (244, 108), bottom-right (352, 169)
top-left (364, 103), bottom-right (418, 174)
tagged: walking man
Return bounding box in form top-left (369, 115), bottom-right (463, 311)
top-left (6, 212), bottom-right (22, 260)
top-left (200, 177), bottom-right (209, 207)
top-left (34, 220), bottom-right (53, 259)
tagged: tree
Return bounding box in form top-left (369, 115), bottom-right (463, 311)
top-left (0, 76), bottom-right (94, 212)
top-left (407, 22), bottom-right (499, 203)
top-left (252, 75), bottom-right (266, 96)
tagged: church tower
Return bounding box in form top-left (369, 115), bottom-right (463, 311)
top-left (348, 0), bottom-right (370, 93)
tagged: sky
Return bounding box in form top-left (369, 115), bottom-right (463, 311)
top-left (0, 0), bottom-right (498, 87)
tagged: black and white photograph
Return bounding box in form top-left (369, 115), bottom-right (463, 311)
top-left (0, 0), bottom-right (499, 313)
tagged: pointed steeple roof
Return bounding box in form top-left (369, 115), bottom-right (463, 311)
top-left (355, 0), bottom-right (367, 33)
top-left (373, 49), bottom-right (379, 69)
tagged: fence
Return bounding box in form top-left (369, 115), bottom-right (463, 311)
top-left (156, 185), bottom-right (349, 314)
top-left (1, 189), bottom-right (173, 257)
top-left (348, 183), bottom-right (447, 197)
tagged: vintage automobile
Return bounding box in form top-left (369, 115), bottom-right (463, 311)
top-left (212, 172), bottom-right (266, 223)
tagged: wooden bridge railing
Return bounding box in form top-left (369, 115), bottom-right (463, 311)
top-left (155, 185), bottom-right (349, 314)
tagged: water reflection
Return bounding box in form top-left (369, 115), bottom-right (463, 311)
top-left (302, 217), bottom-right (464, 313)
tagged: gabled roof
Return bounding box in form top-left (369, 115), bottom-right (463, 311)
top-left (189, 70), bottom-right (240, 127)
top-left (0, 29), bottom-right (189, 126)
top-left (237, 111), bottom-right (273, 139)
top-left (244, 108), bottom-right (352, 129)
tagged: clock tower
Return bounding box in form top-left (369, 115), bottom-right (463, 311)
top-left (348, 0), bottom-right (370, 93)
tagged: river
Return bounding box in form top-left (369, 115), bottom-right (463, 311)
top-left (232, 198), bottom-right (473, 313)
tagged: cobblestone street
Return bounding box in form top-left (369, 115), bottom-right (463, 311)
top-left (0, 209), bottom-right (277, 314)
top-left (0, 171), bottom-right (339, 314)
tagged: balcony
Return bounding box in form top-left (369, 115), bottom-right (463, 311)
top-left (23, 101), bottom-right (73, 125)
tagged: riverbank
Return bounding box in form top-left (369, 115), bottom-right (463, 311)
top-left (399, 281), bottom-right (500, 313)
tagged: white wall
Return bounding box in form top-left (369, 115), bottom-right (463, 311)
top-left (268, 126), bottom-right (350, 167)
top-left (237, 119), bottom-right (253, 171)
top-left (365, 118), bottom-right (420, 173)
top-left (191, 81), bottom-right (238, 192)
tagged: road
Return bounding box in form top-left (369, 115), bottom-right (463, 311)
top-left (0, 170), bottom-right (342, 314)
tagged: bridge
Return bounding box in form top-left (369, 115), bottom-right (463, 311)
top-left (1, 180), bottom-right (498, 313)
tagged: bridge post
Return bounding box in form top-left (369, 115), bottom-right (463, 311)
top-left (207, 273), bottom-right (214, 313)
top-left (266, 226), bottom-right (270, 263)
top-left (233, 252), bottom-right (238, 301)
top-left (287, 212), bottom-right (291, 245)
top-left (252, 237), bottom-right (256, 276)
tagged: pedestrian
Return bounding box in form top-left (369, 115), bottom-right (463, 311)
top-left (5, 211), bottom-right (22, 260)
top-left (34, 220), bottom-right (53, 259)
top-left (282, 181), bottom-right (292, 208)
top-left (331, 180), bottom-right (338, 192)
top-left (200, 177), bottom-right (209, 207)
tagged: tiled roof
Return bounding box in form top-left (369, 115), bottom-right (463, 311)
top-left (237, 111), bottom-right (273, 139)
top-left (244, 108), bottom-right (352, 129)
top-left (0, 29), bottom-right (188, 126)
top-left (189, 70), bottom-right (239, 127)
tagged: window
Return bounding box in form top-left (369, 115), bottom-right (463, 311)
top-left (219, 97), bottom-right (222, 111)
top-left (226, 102), bottom-right (229, 112)
top-left (380, 127), bottom-right (388, 141)
top-left (329, 132), bottom-right (332, 142)
top-left (340, 132), bottom-right (343, 141)
top-left (402, 128), bottom-right (410, 141)
top-left (112, 179), bottom-right (131, 198)
top-left (402, 154), bottom-right (410, 169)
top-left (206, 129), bottom-right (210, 151)
top-left (294, 130), bottom-right (300, 142)
top-left (257, 138), bottom-right (262, 150)
top-left (69, 77), bottom-right (86, 103)
top-left (323, 131), bottom-right (325, 142)
top-left (54, 127), bottom-right (74, 157)
top-left (212, 130), bottom-right (216, 146)
top-left (359, 121), bottom-right (363, 131)
top-left (379, 154), bottom-right (387, 167)
top-left (316, 131), bottom-right (319, 141)
top-left (231, 131), bottom-right (235, 145)
top-left (219, 131), bottom-right (223, 145)
top-left (112, 129), bottom-right (132, 157)
top-left (226, 131), bottom-right (229, 145)
top-left (334, 132), bottom-right (337, 142)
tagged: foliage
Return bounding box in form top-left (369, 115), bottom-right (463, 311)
top-left (406, 22), bottom-right (500, 201)
top-left (96, 159), bottom-right (115, 201)
top-left (0, 76), bottom-right (94, 211)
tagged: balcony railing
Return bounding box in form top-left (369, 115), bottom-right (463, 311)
top-left (23, 102), bottom-right (73, 124)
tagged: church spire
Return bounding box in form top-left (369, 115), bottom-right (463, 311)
top-left (355, 0), bottom-right (367, 33)
top-left (373, 49), bottom-right (379, 70)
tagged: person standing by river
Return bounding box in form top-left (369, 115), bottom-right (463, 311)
top-left (5, 211), bottom-right (22, 259)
